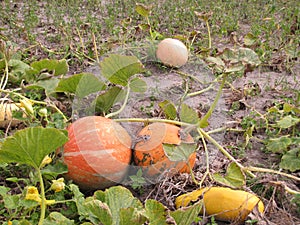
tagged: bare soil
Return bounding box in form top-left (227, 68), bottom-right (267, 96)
top-left (81, 52), bottom-right (300, 224)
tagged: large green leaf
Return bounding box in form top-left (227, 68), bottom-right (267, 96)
top-left (280, 148), bottom-right (300, 172)
top-left (93, 186), bottom-right (144, 225)
top-left (212, 162), bottom-right (245, 188)
top-left (224, 63), bottom-right (245, 73)
top-left (163, 142), bottom-right (196, 162)
top-left (144, 199), bottom-right (169, 225)
top-left (0, 186), bottom-right (10, 196)
top-left (159, 100), bottom-right (177, 120)
top-left (44, 212), bottom-right (75, 225)
top-left (3, 194), bottom-right (20, 210)
top-left (56, 73), bottom-right (105, 98)
top-left (84, 199), bottom-right (112, 225)
top-left (170, 201), bottom-right (202, 225)
top-left (129, 77), bottom-right (147, 93)
top-left (8, 59), bottom-right (31, 83)
top-left (41, 161), bottom-right (68, 179)
top-left (119, 207), bottom-right (147, 225)
top-left (179, 103), bottom-right (199, 124)
top-left (28, 78), bottom-right (60, 97)
top-left (100, 54), bottom-right (144, 86)
top-left (94, 86), bottom-right (124, 114)
top-left (266, 136), bottom-right (292, 153)
top-left (205, 56), bottom-right (225, 72)
top-left (31, 59), bottom-right (69, 76)
top-left (0, 127), bottom-right (68, 169)
top-left (69, 184), bottom-right (87, 217)
top-left (276, 115), bottom-right (300, 129)
top-left (221, 47), bottom-right (260, 67)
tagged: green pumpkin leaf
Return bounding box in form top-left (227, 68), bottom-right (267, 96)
top-left (0, 127), bottom-right (68, 169)
top-left (100, 54), bottom-right (144, 86)
top-left (56, 73), bottom-right (105, 98)
top-left (237, 47), bottom-right (261, 66)
top-left (93, 186), bottom-right (144, 225)
top-left (224, 63), bottom-right (245, 73)
top-left (145, 199), bottom-right (169, 225)
top-left (280, 148), bottom-right (300, 172)
top-left (8, 59), bottom-right (31, 83)
top-left (159, 100), bottom-right (177, 120)
top-left (180, 103), bottom-right (199, 124)
top-left (212, 162), bottom-right (245, 188)
top-left (276, 115), bottom-right (300, 129)
top-left (170, 201), bottom-right (202, 225)
top-left (94, 86), bottom-right (124, 114)
top-left (135, 3), bottom-right (151, 17)
top-left (163, 142), bottom-right (196, 162)
top-left (84, 199), bottom-right (112, 225)
top-left (31, 59), bottom-right (69, 76)
top-left (3, 194), bottom-right (20, 210)
top-left (69, 184), bottom-right (87, 217)
top-left (205, 56), bottom-right (225, 67)
top-left (244, 33), bottom-right (257, 46)
top-left (221, 47), bottom-right (260, 67)
top-left (291, 137), bottom-right (300, 145)
top-left (44, 212), bottom-right (75, 225)
top-left (16, 220), bottom-right (33, 225)
top-left (266, 136), bottom-right (292, 153)
top-left (119, 207), bottom-right (147, 225)
top-left (0, 186), bottom-right (10, 196)
top-left (41, 161), bottom-right (68, 179)
top-left (28, 78), bottom-right (60, 97)
top-left (129, 77), bottom-right (147, 93)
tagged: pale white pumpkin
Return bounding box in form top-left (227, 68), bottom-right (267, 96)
top-left (156, 38), bottom-right (188, 67)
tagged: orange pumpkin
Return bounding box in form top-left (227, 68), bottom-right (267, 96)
top-left (60, 116), bottom-right (132, 190)
top-left (133, 123), bottom-right (196, 180)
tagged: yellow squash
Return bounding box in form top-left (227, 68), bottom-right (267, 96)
top-left (176, 186), bottom-right (264, 223)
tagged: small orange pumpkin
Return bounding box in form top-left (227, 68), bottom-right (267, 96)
top-left (133, 123), bottom-right (196, 180)
top-left (60, 116), bottom-right (132, 190)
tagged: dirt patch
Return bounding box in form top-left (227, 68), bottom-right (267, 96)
top-left (79, 49), bottom-right (300, 224)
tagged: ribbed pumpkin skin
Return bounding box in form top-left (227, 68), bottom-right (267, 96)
top-left (133, 123), bottom-right (196, 179)
top-left (61, 116), bottom-right (131, 190)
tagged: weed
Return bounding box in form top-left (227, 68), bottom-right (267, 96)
top-left (129, 169), bottom-right (146, 191)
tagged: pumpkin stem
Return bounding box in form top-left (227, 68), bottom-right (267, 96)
top-left (199, 127), bottom-right (256, 178)
top-left (37, 168), bottom-right (46, 225)
top-left (105, 84), bottom-right (131, 119)
top-left (199, 73), bottom-right (227, 128)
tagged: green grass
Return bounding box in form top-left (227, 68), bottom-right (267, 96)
top-left (0, 0), bottom-right (299, 71)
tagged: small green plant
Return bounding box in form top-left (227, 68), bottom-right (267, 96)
top-left (135, 3), bottom-right (163, 40)
top-left (207, 216), bottom-right (218, 225)
top-left (129, 169), bottom-right (146, 191)
top-left (0, 127), bottom-right (68, 224)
